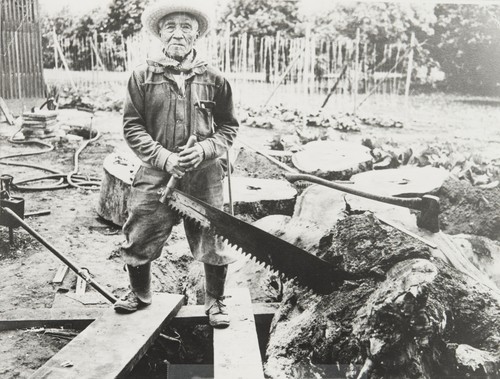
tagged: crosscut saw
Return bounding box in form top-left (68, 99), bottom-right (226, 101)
top-left (162, 188), bottom-right (365, 294)
top-left (158, 137), bottom-right (362, 294)
top-left (158, 137), bottom-right (365, 294)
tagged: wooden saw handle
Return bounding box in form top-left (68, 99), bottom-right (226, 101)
top-left (159, 135), bottom-right (198, 203)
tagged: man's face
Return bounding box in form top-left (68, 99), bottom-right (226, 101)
top-left (159, 13), bottom-right (199, 61)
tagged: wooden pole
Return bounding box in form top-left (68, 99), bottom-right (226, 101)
top-left (405, 32), bottom-right (415, 111)
top-left (353, 28), bottom-right (360, 114)
top-left (226, 149), bottom-right (234, 216)
top-left (303, 24), bottom-right (311, 95)
top-left (274, 31), bottom-right (280, 85)
top-left (263, 48), bottom-right (304, 107)
top-left (53, 30), bottom-right (76, 90)
top-left (224, 23), bottom-right (230, 74)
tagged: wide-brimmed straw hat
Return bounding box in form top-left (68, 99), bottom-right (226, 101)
top-left (141, 0), bottom-right (212, 39)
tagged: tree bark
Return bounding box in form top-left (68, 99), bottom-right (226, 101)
top-left (258, 185), bottom-right (500, 379)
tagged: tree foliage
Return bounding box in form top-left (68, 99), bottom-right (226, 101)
top-left (39, 0), bottom-right (500, 94)
top-left (219, 0), bottom-right (302, 37)
top-left (311, 2), bottom-right (436, 45)
top-left (101, 0), bottom-right (151, 38)
top-left (430, 4), bottom-right (500, 94)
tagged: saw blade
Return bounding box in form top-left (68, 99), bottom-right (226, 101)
top-left (168, 189), bottom-right (359, 294)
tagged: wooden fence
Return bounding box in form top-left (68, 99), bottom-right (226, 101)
top-left (45, 28), bottom-right (413, 97)
top-left (0, 0), bottom-right (45, 99)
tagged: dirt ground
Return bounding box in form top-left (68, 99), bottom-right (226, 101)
top-left (0, 95), bottom-right (499, 378)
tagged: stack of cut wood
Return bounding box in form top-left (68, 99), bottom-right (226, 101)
top-left (21, 110), bottom-right (59, 139)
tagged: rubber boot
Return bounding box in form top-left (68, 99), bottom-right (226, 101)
top-left (204, 263), bottom-right (230, 328)
top-left (114, 263), bottom-right (152, 313)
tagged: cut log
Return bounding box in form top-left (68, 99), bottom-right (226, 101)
top-left (255, 185), bottom-right (500, 379)
top-left (291, 141), bottom-right (373, 180)
top-left (222, 176), bottom-right (297, 220)
top-left (350, 166), bottom-right (451, 197)
top-left (96, 151), bottom-right (139, 226)
top-left (30, 293), bottom-right (183, 379)
top-left (97, 152), bottom-right (297, 226)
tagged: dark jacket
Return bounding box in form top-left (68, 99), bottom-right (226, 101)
top-left (123, 53), bottom-right (239, 171)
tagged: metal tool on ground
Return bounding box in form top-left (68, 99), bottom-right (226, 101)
top-left (285, 173), bottom-right (440, 233)
top-left (0, 174), bottom-right (25, 244)
top-left (0, 207), bottom-right (117, 303)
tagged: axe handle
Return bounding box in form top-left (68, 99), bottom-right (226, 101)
top-left (160, 135), bottom-right (198, 203)
top-left (285, 173), bottom-right (423, 211)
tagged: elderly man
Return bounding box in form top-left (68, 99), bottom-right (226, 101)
top-left (114, 0), bottom-right (239, 328)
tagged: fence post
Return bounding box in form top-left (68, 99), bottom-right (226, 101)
top-left (274, 31), bottom-right (280, 85)
top-left (52, 30), bottom-right (76, 90)
top-left (224, 23), bottom-right (230, 74)
top-left (405, 32), bottom-right (415, 110)
top-left (353, 28), bottom-right (360, 114)
top-left (53, 27), bottom-right (58, 69)
top-left (303, 24), bottom-right (311, 95)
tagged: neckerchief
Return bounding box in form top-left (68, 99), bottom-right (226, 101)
top-left (147, 49), bottom-right (208, 96)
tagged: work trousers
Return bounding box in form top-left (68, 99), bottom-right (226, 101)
top-left (121, 162), bottom-right (237, 266)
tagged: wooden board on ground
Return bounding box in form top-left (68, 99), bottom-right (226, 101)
top-left (350, 166), bottom-right (450, 197)
top-left (52, 264), bottom-right (69, 284)
top-left (30, 293), bottom-right (184, 379)
top-left (0, 303), bottom-right (279, 332)
top-left (292, 140), bottom-right (372, 180)
top-left (213, 288), bottom-right (265, 379)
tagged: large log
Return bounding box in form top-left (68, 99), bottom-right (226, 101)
top-left (256, 185), bottom-right (500, 379)
top-left (97, 152), bottom-right (297, 226)
top-left (291, 141), bottom-right (373, 180)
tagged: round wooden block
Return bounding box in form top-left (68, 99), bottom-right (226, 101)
top-left (292, 141), bottom-right (373, 180)
top-left (350, 166), bottom-right (450, 197)
top-left (96, 151), bottom-right (140, 226)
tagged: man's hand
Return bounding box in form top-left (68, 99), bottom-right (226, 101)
top-left (178, 143), bottom-right (204, 171)
top-left (164, 153), bottom-right (185, 178)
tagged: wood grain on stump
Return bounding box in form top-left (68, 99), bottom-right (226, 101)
top-left (291, 141), bottom-right (373, 180)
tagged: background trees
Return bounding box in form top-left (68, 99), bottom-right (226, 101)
top-left (40, 0), bottom-right (500, 95)
top-left (430, 4), bottom-right (500, 94)
top-left (218, 0), bottom-right (302, 37)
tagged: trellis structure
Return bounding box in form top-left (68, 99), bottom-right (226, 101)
top-left (45, 28), bottom-right (414, 98)
top-left (0, 0), bottom-right (45, 100)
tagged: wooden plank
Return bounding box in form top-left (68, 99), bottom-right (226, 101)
top-left (30, 293), bottom-right (184, 379)
top-left (52, 264), bottom-right (69, 284)
top-left (0, 307), bottom-right (104, 331)
top-left (75, 276), bottom-right (86, 296)
top-left (0, 303), bottom-right (279, 331)
top-left (213, 288), bottom-right (265, 379)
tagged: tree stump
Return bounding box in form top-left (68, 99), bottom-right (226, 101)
top-left (97, 152), bottom-right (297, 226)
top-left (96, 151), bottom-right (139, 226)
top-left (291, 141), bottom-right (373, 180)
top-left (256, 185), bottom-right (500, 379)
